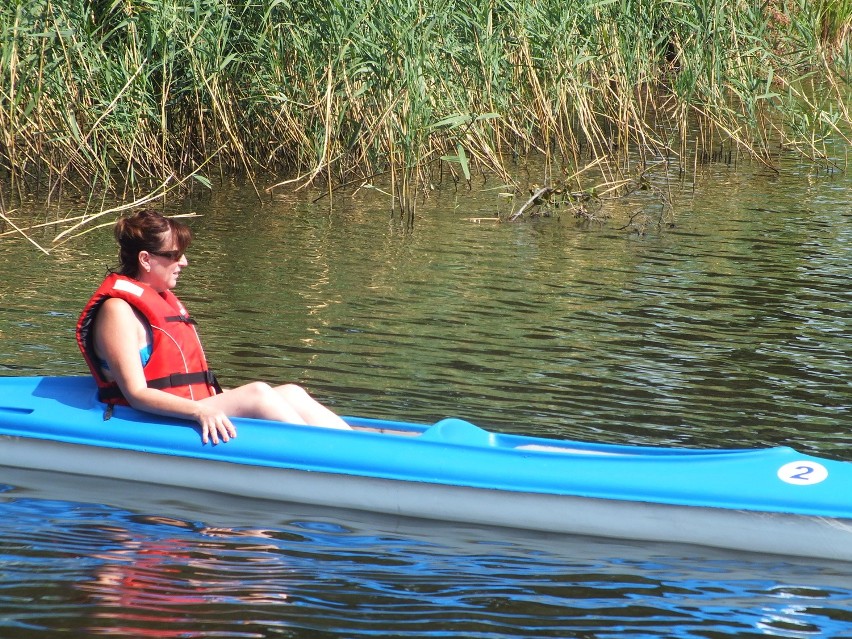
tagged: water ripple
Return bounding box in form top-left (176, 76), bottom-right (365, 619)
top-left (1, 164), bottom-right (851, 637)
top-left (1, 484), bottom-right (851, 638)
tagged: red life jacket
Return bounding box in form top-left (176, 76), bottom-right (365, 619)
top-left (76, 273), bottom-right (219, 406)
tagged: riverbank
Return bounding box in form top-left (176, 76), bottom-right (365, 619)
top-left (1, 0), bottom-right (850, 217)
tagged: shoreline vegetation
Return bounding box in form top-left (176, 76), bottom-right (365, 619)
top-left (1, 0), bottom-right (851, 238)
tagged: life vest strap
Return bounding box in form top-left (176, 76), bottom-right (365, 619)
top-left (147, 370), bottom-right (218, 391)
top-left (163, 315), bottom-right (198, 325)
top-left (97, 370), bottom-right (221, 402)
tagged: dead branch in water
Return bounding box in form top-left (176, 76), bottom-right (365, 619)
top-left (0, 210), bottom-right (49, 255)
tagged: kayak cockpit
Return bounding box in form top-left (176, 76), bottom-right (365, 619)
top-left (349, 416), bottom-right (625, 456)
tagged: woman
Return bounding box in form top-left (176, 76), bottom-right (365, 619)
top-left (76, 209), bottom-right (351, 444)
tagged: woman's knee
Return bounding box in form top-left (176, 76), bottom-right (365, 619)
top-left (241, 381), bottom-right (281, 409)
top-left (276, 383), bottom-right (311, 404)
top-left (241, 382), bottom-right (304, 422)
top-left (242, 381), bottom-right (270, 397)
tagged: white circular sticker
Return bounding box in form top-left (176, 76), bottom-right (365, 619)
top-left (777, 461), bottom-right (829, 485)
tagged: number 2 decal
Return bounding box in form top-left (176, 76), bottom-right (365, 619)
top-left (777, 461), bottom-right (828, 485)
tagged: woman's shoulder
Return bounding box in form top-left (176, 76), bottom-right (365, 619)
top-left (100, 296), bottom-right (133, 312)
top-left (97, 296), bottom-right (146, 326)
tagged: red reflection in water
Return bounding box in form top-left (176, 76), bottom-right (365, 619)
top-left (77, 518), bottom-right (289, 637)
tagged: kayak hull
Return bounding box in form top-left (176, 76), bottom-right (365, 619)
top-left (1, 433), bottom-right (850, 561)
top-left (0, 376), bottom-right (850, 561)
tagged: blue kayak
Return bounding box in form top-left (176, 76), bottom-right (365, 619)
top-left (0, 376), bottom-right (850, 561)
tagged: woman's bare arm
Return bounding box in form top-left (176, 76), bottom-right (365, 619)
top-left (93, 297), bottom-right (236, 443)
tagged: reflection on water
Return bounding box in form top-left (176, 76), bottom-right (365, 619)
top-left (1, 473), bottom-right (851, 639)
top-left (0, 159), bottom-right (850, 636)
top-left (77, 520), bottom-right (290, 637)
top-left (177, 167), bottom-right (849, 459)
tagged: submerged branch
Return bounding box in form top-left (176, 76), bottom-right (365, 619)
top-left (0, 210), bottom-right (49, 255)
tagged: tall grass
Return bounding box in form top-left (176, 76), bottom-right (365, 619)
top-left (0, 0), bottom-right (850, 218)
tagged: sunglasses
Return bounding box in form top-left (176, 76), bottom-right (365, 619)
top-left (148, 249), bottom-right (184, 261)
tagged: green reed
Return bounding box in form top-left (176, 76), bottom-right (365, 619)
top-left (0, 0), bottom-right (850, 216)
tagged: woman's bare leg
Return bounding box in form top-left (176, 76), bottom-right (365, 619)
top-left (199, 382), bottom-right (350, 429)
top-left (274, 384), bottom-right (351, 430)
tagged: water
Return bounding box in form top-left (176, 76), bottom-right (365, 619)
top-left (2, 470), bottom-right (851, 639)
top-left (0, 159), bottom-right (850, 636)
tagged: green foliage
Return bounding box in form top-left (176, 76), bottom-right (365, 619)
top-left (0, 0), bottom-right (849, 208)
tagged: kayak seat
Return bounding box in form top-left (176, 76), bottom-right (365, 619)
top-left (420, 418), bottom-right (495, 447)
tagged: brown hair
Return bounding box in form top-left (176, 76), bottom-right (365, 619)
top-left (113, 209), bottom-right (192, 277)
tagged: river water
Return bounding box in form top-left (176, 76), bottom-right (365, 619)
top-left (0, 158), bottom-right (850, 637)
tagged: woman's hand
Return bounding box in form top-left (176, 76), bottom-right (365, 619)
top-left (194, 404), bottom-right (237, 444)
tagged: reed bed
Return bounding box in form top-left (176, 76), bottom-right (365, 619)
top-left (0, 0), bottom-right (850, 220)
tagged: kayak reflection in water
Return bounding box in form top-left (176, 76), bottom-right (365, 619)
top-left (76, 209), bottom-right (351, 444)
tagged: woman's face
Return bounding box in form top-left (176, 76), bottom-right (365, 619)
top-left (138, 233), bottom-right (188, 292)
